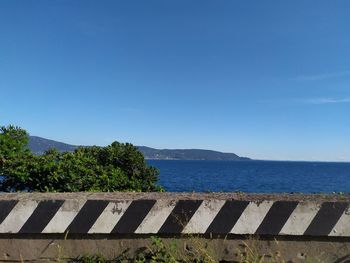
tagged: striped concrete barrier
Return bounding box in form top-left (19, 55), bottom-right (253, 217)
top-left (0, 193), bottom-right (349, 236)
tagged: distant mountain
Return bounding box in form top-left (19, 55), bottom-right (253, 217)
top-left (28, 136), bottom-right (78, 155)
top-left (28, 136), bottom-right (251, 161)
top-left (137, 146), bottom-right (250, 161)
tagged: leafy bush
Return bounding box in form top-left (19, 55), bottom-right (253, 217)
top-left (0, 125), bottom-right (162, 192)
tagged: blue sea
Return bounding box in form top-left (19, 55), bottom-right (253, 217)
top-left (148, 160), bottom-right (350, 193)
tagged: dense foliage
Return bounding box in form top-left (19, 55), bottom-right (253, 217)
top-left (0, 125), bottom-right (161, 192)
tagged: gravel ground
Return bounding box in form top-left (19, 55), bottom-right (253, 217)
top-left (1, 192), bottom-right (350, 202)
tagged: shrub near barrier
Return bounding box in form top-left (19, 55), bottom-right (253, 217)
top-left (0, 125), bottom-right (161, 192)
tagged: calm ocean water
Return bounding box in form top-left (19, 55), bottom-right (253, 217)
top-left (148, 160), bottom-right (350, 193)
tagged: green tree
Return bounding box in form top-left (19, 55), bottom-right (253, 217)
top-left (0, 125), bottom-right (30, 174)
top-left (0, 125), bottom-right (162, 192)
top-left (0, 125), bottom-right (29, 158)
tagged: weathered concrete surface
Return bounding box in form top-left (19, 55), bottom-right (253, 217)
top-left (0, 193), bottom-right (350, 262)
top-left (1, 193), bottom-right (350, 236)
top-left (0, 235), bottom-right (350, 262)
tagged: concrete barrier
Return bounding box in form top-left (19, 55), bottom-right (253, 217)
top-left (1, 193), bottom-right (350, 262)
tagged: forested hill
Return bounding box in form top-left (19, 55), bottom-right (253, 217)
top-left (28, 136), bottom-right (78, 154)
top-left (137, 146), bottom-right (250, 161)
top-left (28, 136), bottom-right (250, 161)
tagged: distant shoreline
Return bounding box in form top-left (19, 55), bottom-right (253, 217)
top-left (147, 159), bottom-right (350, 164)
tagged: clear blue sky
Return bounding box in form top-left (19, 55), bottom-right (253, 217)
top-left (1, 1), bottom-right (350, 162)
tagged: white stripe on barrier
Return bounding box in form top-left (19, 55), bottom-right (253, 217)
top-left (182, 200), bottom-right (226, 234)
top-left (42, 200), bottom-right (86, 233)
top-left (0, 200), bottom-right (38, 233)
top-left (135, 200), bottom-right (176, 234)
top-left (231, 201), bottom-right (273, 234)
top-left (329, 208), bottom-right (350, 236)
top-left (280, 203), bottom-right (320, 235)
top-left (88, 201), bottom-right (131, 233)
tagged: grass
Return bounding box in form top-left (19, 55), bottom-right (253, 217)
top-left (64, 236), bottom-right (322, 263)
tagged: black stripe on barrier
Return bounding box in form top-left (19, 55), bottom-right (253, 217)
top-left (111, 200), bottom-right (156, 233)
top-left (304, 202), bottom-right (349, 236)
top-left (0, 200), bottom-right (18, 224)
top-left (205, 200), bottom-right (249, 234)
top-left (19, 200), bottom-right (64, 233)
top-left (67, 200), bottom-right (109, 233)
top-left (255, 201), bottom-right (298, 235)
top-left (158, 200), bottom-right (203, 233)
